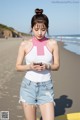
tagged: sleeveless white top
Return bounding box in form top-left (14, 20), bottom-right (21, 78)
top-left (25, 37), bottom-right (53, 82)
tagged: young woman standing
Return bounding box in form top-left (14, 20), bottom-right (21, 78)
top-left (16, 8), bottom-right (60, 120)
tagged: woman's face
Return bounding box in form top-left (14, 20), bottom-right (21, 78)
top-left (32, 23), bottom-right (47, 40)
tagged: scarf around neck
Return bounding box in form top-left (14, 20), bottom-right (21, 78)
top-left (32, 36), bottom-right (47, 55)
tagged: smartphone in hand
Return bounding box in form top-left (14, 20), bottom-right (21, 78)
top-left (33, 62), bottom-right (43, 66)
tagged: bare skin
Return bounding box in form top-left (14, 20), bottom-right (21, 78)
top-left (21, 102), bottom-right (54, 120)
top-left (22, 103), bottom-right (37, 120)
top-left (16, 23), bottom-right (60, 120)
top-left (40, 102), bottom-right (54, 120)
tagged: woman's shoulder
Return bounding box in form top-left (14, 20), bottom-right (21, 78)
top-left (20, 38), bottom-right (32, 47)
top-left (47, 38), bottom-right (58, 46)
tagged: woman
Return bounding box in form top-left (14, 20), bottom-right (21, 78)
top-left (16, 8), bottom-right (60, 120)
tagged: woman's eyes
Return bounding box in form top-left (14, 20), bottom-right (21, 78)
top-left (35, 28), bottom-right (38, 31)
top-left (34, 28), bottom-right (46, 31)
top-left (42, 29), bottom-right (46, 31)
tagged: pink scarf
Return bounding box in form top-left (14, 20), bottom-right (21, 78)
top-left (32, 36), bottom-right (47, 55)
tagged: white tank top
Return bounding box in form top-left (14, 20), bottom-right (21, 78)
top-left (25, 37), bottom-right (53, 82)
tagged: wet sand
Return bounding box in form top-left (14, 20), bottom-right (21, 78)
top-left (0, 37), bottom-right (80, 119)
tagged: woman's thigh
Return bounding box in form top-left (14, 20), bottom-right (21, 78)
top-left (39, 102), bottom-right (54, 120)
top-left (21, 102), bottom-right (37, 120)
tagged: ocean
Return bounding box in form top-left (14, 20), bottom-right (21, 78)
top-left (50, 35), bottom-right (80, 55)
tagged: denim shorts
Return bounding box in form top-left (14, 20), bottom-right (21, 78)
top-left (19, 77), bottom-right (54, 105)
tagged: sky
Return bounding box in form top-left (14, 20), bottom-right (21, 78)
top-left (0, 0), bottom-right (80, 35)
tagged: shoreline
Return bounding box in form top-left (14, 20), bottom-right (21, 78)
top-left (58, 41), bottom-right (80, 56)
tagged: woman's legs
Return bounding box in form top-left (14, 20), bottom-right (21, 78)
top-left (39, 102), bottom-right (54, 120)
top-left (21, 102), bottom-right (37, 120)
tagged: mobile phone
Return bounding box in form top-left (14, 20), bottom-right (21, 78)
top-left (33, 62), bottom-right (43, 66)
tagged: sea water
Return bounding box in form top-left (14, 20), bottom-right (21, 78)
top-left (50, 35), bottom-right (80, 55)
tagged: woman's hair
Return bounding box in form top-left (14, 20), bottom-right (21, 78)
top-left (31, 8), bottom-right (49, 31)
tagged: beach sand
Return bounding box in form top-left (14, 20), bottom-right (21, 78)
top-left (53, 42), bottom-right (80, 116)
top-left (0, 37), bottom-right (80, 119)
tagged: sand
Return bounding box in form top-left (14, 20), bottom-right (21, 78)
top-left (0, 37), bottom-right (80, 120)
top-left (53, 42), bottom-right (80, 116)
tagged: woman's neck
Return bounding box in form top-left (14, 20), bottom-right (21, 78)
top-left (33, 36), bottom-right (46, 41)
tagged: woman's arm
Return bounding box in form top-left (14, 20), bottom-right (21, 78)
top-left (50, 40), bottom-right (60, 71)
top-left (16, 42), bottom-right (31, 71)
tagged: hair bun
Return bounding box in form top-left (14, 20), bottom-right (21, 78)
top-left (35, 8), bottom-right (43, 15)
